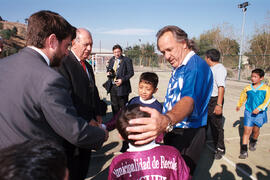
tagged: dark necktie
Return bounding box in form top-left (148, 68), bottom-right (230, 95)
top-left (80, 60), bottom-right (86, 72)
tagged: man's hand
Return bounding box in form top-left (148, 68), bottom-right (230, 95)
top-left (214, 105), bottom-right (222, 115)
top-left (252, 108), bottom-right (260, 115)
top-left (96, 115), bottom-right (102, 124)
top-left (89, 119), bottom-right (99, 127)
top-left (126, 106), bottom-right (169, 145)
top-left (115, 79), bottom-right (122, 86)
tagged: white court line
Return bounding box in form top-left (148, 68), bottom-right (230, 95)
top-left (206, 133), bottom-right (270, 143)
top-left (224, 133), bottom-right (270, 141)
top-left (206, 144), bottom-right (257, 180)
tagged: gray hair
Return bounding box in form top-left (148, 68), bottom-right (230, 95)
top-left (156, 25), bottom-right (198, 53)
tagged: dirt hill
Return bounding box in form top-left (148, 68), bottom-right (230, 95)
top-left (0, 21), bottom-right (27, 57)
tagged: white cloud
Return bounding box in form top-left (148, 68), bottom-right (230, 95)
top-left (100, 28), bottom-right (155, 36)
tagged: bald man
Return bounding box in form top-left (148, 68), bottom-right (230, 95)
top-left (56, 28), bottom-right (107, 180)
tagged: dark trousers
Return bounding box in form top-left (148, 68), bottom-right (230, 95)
top-left (164, 127), bottom-right (206, 175)
top-left (207, 97), bottom-right (225, 150)
top-left (110, 85), bottom-right (128, 115)
top-left (64, 142), bottom-right (91, 180)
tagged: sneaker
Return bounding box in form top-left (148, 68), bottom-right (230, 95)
top-left (249, 142), bottom-right (257, 151)
top-left (214, 148), bottom-right (225, 160)
top-left (239, 151), bottom-right (248, 159)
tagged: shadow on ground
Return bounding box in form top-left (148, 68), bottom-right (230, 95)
top-left (87, 142), bottom-right (118, 179)
top-left (235, 163), bottom-right (252, 180)
top-left (256, 165), bottom-right (270, 180)
top-left (233, 117), bottom-right (244, 145)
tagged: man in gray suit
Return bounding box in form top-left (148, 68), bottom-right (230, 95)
top-left (0, 10), bottom-right (107, 151)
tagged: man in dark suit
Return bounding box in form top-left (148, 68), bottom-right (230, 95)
top-left (107, 44), bottom-right (134, 116)
top-left (0, 10), bottom-right (107, 155)
top-left (56, 28), bottom-right (105, 180)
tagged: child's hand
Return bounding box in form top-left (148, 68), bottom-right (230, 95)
top-left (236, 107), bottom-right (240, 111)
top-left (214, 105), bottom-right (222, 115)
top-left (252, 108), bottom-right (260, 114)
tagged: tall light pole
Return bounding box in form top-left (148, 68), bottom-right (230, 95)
top-left (237, 2), bottom-right (250, 80)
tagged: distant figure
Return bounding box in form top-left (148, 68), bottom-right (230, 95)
top-left (205, 49), bottom-right (227, 160)
top-left (0, 36), bottom-right (3, 55)
top-left (0, 10), bottom-right (106, 150)
top-left (108, 104), bottom-right (190, 180)
top-left (106, 44), bottom-right (134, 115)
top-left (86, 56), bottom-right (92, 64)
top-left (93, 56), bottom-right (96, 72)
top-left (236, 68), bottom-right (270, 159)
top-left (0, 139), bottom-right (68, 180)
top-left (56, 28), bottom-right (108, 180)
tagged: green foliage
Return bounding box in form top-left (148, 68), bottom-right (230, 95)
top-left (0, 22), bottom-right (3, 30)
top-left (197, 29), bottom-right (216, 55)
top-left (0, 26), bottom-right (18, 40)
top-left (2, 47), bottom-right (18, 57)
top-left (196, 24), bottom-right (239, 66)
top-left (0, 29), bottom-right (12, 39)
top-left (124, 43), bottom-right (159, 67)
top-left (247, 26), bottom-right (270, 71)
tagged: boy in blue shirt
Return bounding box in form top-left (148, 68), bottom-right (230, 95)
top-left (120, 72), bottom-right (163, 152)
top-left (105, 72), bottom-right (163, 152)
top-left (236, 68), bottom-right (270, 159)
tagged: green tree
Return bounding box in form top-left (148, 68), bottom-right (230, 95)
top-left (0, 29), bottom-right (12, 39)
top-left (124, 43), bottom-right (159, 67)
top-left (247, 24), bottom-right (270, 71)
top-left (197, 23), bottom-right (239, 64)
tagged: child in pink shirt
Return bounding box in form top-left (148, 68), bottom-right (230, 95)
top-left (108, 104), bottom-right (190, 180)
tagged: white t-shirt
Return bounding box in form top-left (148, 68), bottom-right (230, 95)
top-left (210, 63), bottom-right (227, 97)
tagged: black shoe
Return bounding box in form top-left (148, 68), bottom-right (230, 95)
top-left (214, 148), bottom-right (225, 160)
top-left (239, 151), bottom-right (248, 159)
top-left (249, 142), bottom-right (257, 151)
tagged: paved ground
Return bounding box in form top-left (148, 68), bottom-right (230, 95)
top-left (86, 71), bottom-right (270, 180)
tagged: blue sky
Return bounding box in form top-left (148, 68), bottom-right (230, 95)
top-left (0, 0), bottom-right (269, 51)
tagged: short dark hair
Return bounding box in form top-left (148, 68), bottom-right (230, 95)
top-left (112, 44), bottom-right (122, 52)
top-left (0, 139), bottom-right (67, 180)
top-left (205, 49), bottom-right (220, 62)
top-left (26, 10), bottom-right (76, 48)
top-left (252, 68), bottom-right (265, 77)
top-left (116, 104), bottom-right (150, 146)
top-left (156, 25), bottom-right (198, 52)
top-left (139, 72), bottom-right (159, 89)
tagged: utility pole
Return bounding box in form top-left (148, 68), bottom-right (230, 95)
top-left (237, 2), bottom-right (250, 80)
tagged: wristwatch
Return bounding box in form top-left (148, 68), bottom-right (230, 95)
top-left (165, 114), bottom-right (174, 133)
top-left (216, 103), bottom-right (223, 107)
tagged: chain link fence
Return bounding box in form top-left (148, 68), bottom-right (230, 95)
top-left (93, 54), bottom-right (270, 85)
